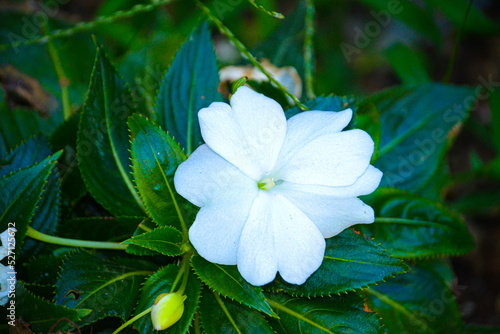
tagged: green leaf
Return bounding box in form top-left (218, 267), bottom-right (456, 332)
top-left (125, 219), bottom-right (164, 256)
top-left (191, 254), bottom-right (275, 316)
top-left (356, 101), bottom-right (382, 160)
top-left (199, 286), bottom-right (275, 334)
top-left (16, 281), bottom-right (91, 333)
top-left (356, 0), bottom-right (442, 44)
top-left (129, 114), bottom-right (193, 232)
top-left (358, 188), bottom-right (475, 258)
top-left (0, 151), bottom-right (61, 249)
top-left (22, 282), bottom-right (56, 301)
top-left (368, 83), bottom-right (474, 191)
top-left (267, 229), bottom-right (408, 297)
top-left (385, 43), bottom-right (431, 85)
top-left (253, 1), bottom-right (307, 80)
top-left (0, 136), bottom-right (60, 257)
top-left (365, 261), bottom-right (464, 334)
top-left (425, 0), bottom-right (499, 35)
top-left (25, 254), bottom-right (65, 286)
top-left (133, 264), bottom-right (201, 334)
top-left (0, 102), bottom-right (62, 152)
top-left (77, 44), bottom-right (144, 217)
top-left (415, 162), bottom-right (450, 201)
top-left (122, 226), bottom-right (183, 256)
top-left (266, 292), bottom-right (381, 334)
top-left (0, 136), bottom-right (53, 176)
top-left (155, 21), bottom-right (222, 155)
top-left (55, 250), bottom-right (156, 325)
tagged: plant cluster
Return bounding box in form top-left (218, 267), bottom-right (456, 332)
top-left (1, 0), bottom-right (499, 333)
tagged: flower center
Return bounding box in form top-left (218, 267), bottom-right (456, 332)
top-left (258, 177), bottom-right (275, 191)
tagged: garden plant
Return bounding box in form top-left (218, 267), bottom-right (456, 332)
top-left (0, 0), bottom-right (499, 333)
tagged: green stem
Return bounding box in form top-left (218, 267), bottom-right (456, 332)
top-left (138, 220), bottom-right (152, 232)
top-left (246, 0), bottom-right (284, 19)
top-left (177, 261), bottom-right (190, 295)
top-left (170, 252), bottom-right (192, 294)
top-left (26, 226), bottom-right (128, 250)
top-left (304, 0), bottom-right (316, 99)
top-left (0, 0), bottom-right (176, 52)
top-left (265, 298), bottom-right (335, 334)
top-left (194, 311), bottom-right (201, 334)
top-left (111, 306), bottom-right (153, 334)
top-left (443, 0), bottom-right (474, 83)
top-left (213, 291), bottom-right (242, 334)
top-left (43, 23), bottom-right (72, 120)
top-left (196, 0), bottom-right (308, 110)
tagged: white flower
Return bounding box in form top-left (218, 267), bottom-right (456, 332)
top-left (0, 263), bottom-right (13, 306)
top-left (174, 87), bottom-right (382, 286)
top-left (0, 228), bottom-right (15, 260)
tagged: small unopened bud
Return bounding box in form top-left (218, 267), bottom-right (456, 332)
top-left (151, 293), bottom-right (186, 330)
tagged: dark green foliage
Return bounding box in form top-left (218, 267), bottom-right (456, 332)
top-left (155, 21), bottom-right (222, 155)
top-left (0, 136), bottom-right (60, 257)
top-left (77, 45), bottom-right (144, 217)
top-left (267, 229), bottom-right (408, 297)
top-left (191, 254), bottom-right (274, 316)
top-left (356, 0), bottom-right (442, 43)
top-left (368, 83), bottom-right (475, 192)
top-left (267, 292), bottom-right (382, 334)
top-left (359, 188), bottom-right (475, 258)
top-left (0, 151), bottom-right (61, 249)
top-left (55, 251), bottom-right (157, 325)
top-left (16, 281), bottom-right (91, 333)
top-left (365, 261), bottom-right (465, 334)
top-left (199, 286), bottom-right (275, 334)
top-left (129, 114), bottom-right (190, 231)
top-left (0, 2), bottom-right (489, 332)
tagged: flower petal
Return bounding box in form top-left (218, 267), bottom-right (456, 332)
top-left (189, 194), bottom-right (256, 265)
top-left (273, 109), bottom-right (351, 178)
top-left (275, 185), bottom-right (375, 238)
top-left (174, 144), bottom-right (256, 207)
top-left (0, 263), bottom-right (12, 306)
top-left (273, 129), bottom-right (375, 187)
top-left (236, 193), bottom-right (278, 286)
top-left (283, 109), bottom-right (352, 152)
top-left (237, 192), bottom-right (325, 286)
top-left (278, 165), bottom-right (383, 198)
top-left (198, 86), bottom-right (287, 180)
top-left (176, 145), bottom-right (258, 265)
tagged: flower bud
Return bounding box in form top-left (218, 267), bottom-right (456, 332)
top-left (151, 292), bottom-right (186, 330)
